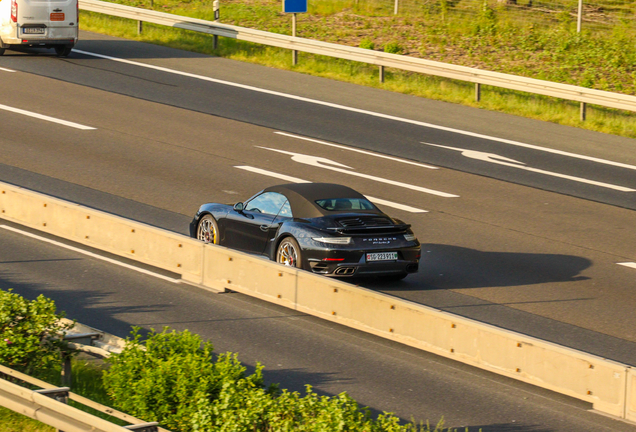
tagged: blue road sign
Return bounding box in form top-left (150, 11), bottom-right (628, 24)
top-left (284, 0), bottom-right (307, 13)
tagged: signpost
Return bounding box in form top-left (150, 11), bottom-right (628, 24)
top-left (283, 0), bottom-right (307, 65)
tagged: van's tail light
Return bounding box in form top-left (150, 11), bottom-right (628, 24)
top-left (76, 0), bottom-right (79, 23)
top-left (10, 0), bottom-right (17, 22)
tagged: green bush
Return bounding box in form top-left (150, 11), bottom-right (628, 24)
top-left (359, 38), bottom-right (375, 50)
top-left (0, 289), bottom-right (74, 378)
top-left (102, 327), bottom-right (268, 432)
top-left (105, 327), bottom-right (435, 432)
top-left (383, 41), bottom-right (403, 54)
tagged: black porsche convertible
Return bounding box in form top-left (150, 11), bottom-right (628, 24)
top-left (190, 183), bottom-right (420, 279)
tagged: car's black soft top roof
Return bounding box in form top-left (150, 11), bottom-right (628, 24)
top-left (263, 183), bottom-right (379, 218)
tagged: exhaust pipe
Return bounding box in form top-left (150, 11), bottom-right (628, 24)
top-left (334, 267), bottom-right (356, 276)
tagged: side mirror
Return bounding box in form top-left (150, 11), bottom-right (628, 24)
top-left (233, 202), bottom-right (244, 212)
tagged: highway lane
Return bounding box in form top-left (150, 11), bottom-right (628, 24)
top-left (1, 49), bottom-right (636, 373)
top-left (2, 223), bottom-right (636, 432)
top-left (1, 32), bottom-right (636, 210)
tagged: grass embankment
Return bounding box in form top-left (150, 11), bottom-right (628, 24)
top-left (78, 0), bottom-right (636, 138)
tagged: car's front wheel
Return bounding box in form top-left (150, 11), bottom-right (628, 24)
top-left (276, 237), bottom-right (302, 268)
top-left (196, 214), bottom-right (220, 244)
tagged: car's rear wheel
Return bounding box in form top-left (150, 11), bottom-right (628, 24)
top-left (197, 214), bottom-right (220, 244)
top-left (277, 237), bottom-right (302, 268)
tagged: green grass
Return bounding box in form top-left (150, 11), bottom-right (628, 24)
top-left (79, 7), bottom-right (636, 138)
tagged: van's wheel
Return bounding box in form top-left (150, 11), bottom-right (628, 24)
top-left (277, 237), bottom-right (302, 268)
top-left (54, 45), bottom-right (72, 57)
top-left (196, 214), bottom-right (220, 244)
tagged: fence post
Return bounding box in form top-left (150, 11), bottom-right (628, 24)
top-left (577, 0), bottom-right (583, 32)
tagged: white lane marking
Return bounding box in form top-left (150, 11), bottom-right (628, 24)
top-left (234, 166), bottom-right (428, 213)
top-left (0, 103), bottom-right (95, 130)
top-left (73, 49), bottom-right (636, 171)
top-left (0, 67), bottom-right (16, 72)
top-left (618, 262), bottom-right (636, 270)
top-left (257, 147), bottom-right (459, 198)
top-left (0, 225), bottom-right (180, 283)
top-left (274, 132), bottom-right (438, 169)
top-left (421, 142), bottom-right (636, 192)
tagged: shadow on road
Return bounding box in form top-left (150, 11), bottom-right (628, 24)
top-left (365, 243), bottom-right (591, 291)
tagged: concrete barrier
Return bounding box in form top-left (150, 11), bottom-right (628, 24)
top-left (0, 180), bottom-right (633, 422)
top-left (628, 368), bottom-right (636, 422)
top-left (0, 183), bottom-right (204, 284)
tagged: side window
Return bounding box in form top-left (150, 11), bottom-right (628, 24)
top-left (278, 200), bottom-right (293, 218)
top-left (245, 192), bottom-right (287, 216)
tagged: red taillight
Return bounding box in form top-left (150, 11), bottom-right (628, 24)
top-left (322, 258), bottom-right (345, 262)
top-left (76, 0), bottom-right (79, 23)
top-left (10, 0), bottom-right (17, 22)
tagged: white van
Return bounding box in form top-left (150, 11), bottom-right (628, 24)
top-left (0, 0), bottom-right (78, 56)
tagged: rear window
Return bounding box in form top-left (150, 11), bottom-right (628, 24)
top-left (315, 198), bottom-right (375, 211)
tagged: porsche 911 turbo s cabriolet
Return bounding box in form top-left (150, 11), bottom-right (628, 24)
top-left (190, 183), bottom-right (420, 279)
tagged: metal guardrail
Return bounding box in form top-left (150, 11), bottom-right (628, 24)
top-left (78, 0), bottom-right (636, 119)
top-left (0, 364), bottom-right (164, 432)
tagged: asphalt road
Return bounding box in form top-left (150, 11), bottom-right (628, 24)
top-left (2, 223), bottom-right (635, 432)
top-left (1, 31), bottom-right (636, 431)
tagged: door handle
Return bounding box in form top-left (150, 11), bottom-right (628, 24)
top-left (260, 224), bottom-right (270, 232)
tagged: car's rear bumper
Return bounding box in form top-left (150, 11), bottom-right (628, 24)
top-left (304, 245), bottom-right (421, 277)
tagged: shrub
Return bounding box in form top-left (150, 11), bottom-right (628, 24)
top-left (106, 327), bottom-right (426, 432)
top-left (359, 38), bottom-right (375, 50)
top-left (0, 289), bottom-right (74, 378)
top-left (383, 41), bottom-right (403, 54)
top-left (102, 327), bottom-right (267, 432)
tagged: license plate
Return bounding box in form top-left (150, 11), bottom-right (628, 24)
top-left (366, 252), bottom-right (398, 262)
top-left (22, 28), bottom-right (45, 34)
top-left (50, 12), bottom-right (65, 21)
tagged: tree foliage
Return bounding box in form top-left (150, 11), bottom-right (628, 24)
top-left (0, 289), bottom-right (74, 377)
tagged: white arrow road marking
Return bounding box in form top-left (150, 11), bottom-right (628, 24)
top-left (422, 142), bottom-right (636, 192)
top-left (256, 147), bottom-right (459, 198)
top-left (234, 166), bottom-right (428, 213)
top-left (0, 225), bottom-right (180, 283)
top-left (274, 132), bottom-right (439, 169)
top-left (618, 262), bottom-right (636, 270)
top-left (0, 103), bottom-right (96, 130)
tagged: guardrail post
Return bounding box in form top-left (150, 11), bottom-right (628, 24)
top-left (379, 65), bottom-right (384, 83)
top-left (580, 102), bottom-right (586, 121)
top-left (35, 387), bottom-right (70, 432)
top-left (213, 0), bottom-right (219, 50)
top-left (475, 83), bottom-right (481, 102)
top-left (137, 20), bottom-right (143, 35)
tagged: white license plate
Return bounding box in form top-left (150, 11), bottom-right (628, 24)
top-left (23, 28), bottom-right (45, 34)
top-left (366, 252), bottom-right (398, 262)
